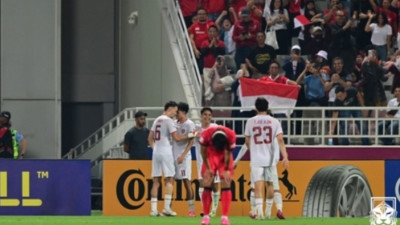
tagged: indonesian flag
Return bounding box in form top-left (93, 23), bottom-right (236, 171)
top-left (294, 14), bottom-right (311, 28)
top-left (239, 78), bottom-right (299, 116)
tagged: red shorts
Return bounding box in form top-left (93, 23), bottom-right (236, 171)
top-left (201, 154), bottom-right (234, 179)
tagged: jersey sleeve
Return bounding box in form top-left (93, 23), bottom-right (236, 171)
top-left (167, 118), bottom-right (177, 134)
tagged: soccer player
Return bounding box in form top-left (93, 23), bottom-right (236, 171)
top-left (194, 107), bottom-right (221, 217)
top-left (234, 141), bottom-right (286, 219)
top-left (148, 101), bottom-right (197, 217)
top-left (199, 125), bottom-right (236, 225)
top-left (244, 97), bottom-right (289, 219)
top-left (172, 102), bottom-right (196, 216)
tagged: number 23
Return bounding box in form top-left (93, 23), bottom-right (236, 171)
top-left (253, 126), bottom-right (272, 144)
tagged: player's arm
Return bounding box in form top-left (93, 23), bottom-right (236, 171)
top-left (178, 138), bottom-right (195, 164)
top-left (276, 133), bottom-right (289, 169)
top-left (234, 144), bottom-right (248, 167)
top-left (172, 131), bottom-right (197, 142)
top-left (148, 130), bottom-right (155, 149)
top-left (201, 145), bottom-right (210, 170)
top-left (19, 138), bottom-right (27, 159)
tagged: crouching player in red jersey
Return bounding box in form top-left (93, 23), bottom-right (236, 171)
top-left (199, 126), bottom-right (236, 225)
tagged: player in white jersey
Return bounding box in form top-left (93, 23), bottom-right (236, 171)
top-left (172, 102), bottom-right (196, 216)
top-left (148, 101), bottom-right (197, 217)
top-left (244, 97), bottom-right (289, 220)
top-left (234, 138), bottom-right (286, 219)
top-left (194, 107), bottom-right (220, 217)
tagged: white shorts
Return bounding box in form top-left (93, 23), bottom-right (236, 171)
top-left (152, 152), bottom-right (175, 178)
top-left (251, 166), bottom-right (280, 190)
top-left (174, 156), bottom-right (192, 180)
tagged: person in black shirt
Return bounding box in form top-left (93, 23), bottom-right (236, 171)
top-left (124, 111), bottom-right (150, 159)
top-left (245, 31), bottom-right (276, 78)
top-left (329, 86), bottom-right (370, 145)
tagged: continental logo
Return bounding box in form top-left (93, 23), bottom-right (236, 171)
top-left (115, 169), bottom-right (257, 210)
top-left (0, 171), bottom-right (46, 207)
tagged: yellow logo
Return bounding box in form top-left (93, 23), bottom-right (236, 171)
top-left (0, 171), bottom-right (42, 207)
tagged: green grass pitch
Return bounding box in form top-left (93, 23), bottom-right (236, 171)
top-left (0, 211), bottom-right (371, 225)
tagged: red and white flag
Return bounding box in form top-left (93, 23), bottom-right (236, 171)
top-left (294, 14), bottom-right (311, 28)
top-left (239, 77), bottom-right (299, 116)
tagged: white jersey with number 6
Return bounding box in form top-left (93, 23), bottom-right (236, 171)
top-left (151, 115), bottom-right (177, 155)
top-left (245, 115), bottom-right (283, 167)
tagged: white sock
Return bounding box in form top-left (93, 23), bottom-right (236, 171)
top-left (274, 192), bottom-right (283, 211)
top-left (265, 198), bottom-right (273, 217)
top-left (188, 199), bottom-right (195, 211)
top-left (212, 191), bottom-right (220, 212)
top-left (255, 198), bottom-right (263, 214)
top-left (151, 197), bottom-right (158, 212)
top-left (199, 187), bottom-right (204, 201)
top-left (164, 194), bottom-right (172, 210)
top-left (250, 190), bottom-right (256, 212)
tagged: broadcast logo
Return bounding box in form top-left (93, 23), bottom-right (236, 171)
top-left (370, 197), bottom-right (397, 225)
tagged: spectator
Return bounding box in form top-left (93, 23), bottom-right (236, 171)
top-left (305, 26), bottom-right (329, 57)
top-left (282, 45), bottom-right (306, 135)
top-left (0, 111), bottom-right (26, 159)
top-left (261, 61), bottom-right (298, 138)
top-left (179, 0), bottom-right (200, 27)
top-left (285, 0), bottom-right (302, 38)
top-left (189, 8), bottom-right (215, 74)
top-left (296, 60), bottom-right (329, 144)
top-left (123, 111), bottom-right (150, 159)
top-left (325, 57), bottom-right (353, 108)
top-left (215, 8), bottom-right (238, 56)
top-left (201, 25), bottom-right (226, 69)
top-left (204, 55), bottom-right (234, 118)
top-left (378, 0), bottom-right (397, 42)
top-left (245, 0), bottom-right (264, 23)
top-left (245, 31), bottom-right (276, 78)
top-left (324, 0), bottom-right (349, 25)
top-left (328, 9), bottom-right (357, 73)
top-left (231, 64), bottom-right (256, 143)
top-left (233, 7), bottom-right (261, 68)
top-left (365, 11), bottom-right (392, 61)
top-left (378, 86), bottom-right (400, 145)
top-left (352, 51), bottom-right (366, 88)
top-left (265, 0), bottom-right (290, 54)
top-left (201, 0), bottom-right (226, 21)
top-left (314, 50), bottom-right (331, 77)
top-left (329, 86), bottom-right (370, 145)
top-left (360, 49), bottom-right (388, 108)
top-left (301, 1), bottom-right (325, 54)
top-left (351, 0), bottom-right (378, 52)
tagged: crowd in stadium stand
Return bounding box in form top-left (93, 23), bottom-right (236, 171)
top-left (179, 0), bottom-right (400, 145)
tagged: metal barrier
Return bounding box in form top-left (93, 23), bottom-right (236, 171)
top-left (63, 106), bottom-right (399, 164)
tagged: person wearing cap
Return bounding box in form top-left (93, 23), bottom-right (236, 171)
top-left (199, 125), bottom-right (236, 225)
top-left (0, 111), bottom-right (27, 159)
top-left (123, 110), bottom-right (150, 160)
top-left (233, 6), bottom-right (261, 70)
top-left (305, 26), bottom-right (328, 56)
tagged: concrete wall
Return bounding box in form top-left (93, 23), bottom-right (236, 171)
top-left (118, 0), bottom-right (186, 110)
top-left (1, 0), bottom-right (61, 158)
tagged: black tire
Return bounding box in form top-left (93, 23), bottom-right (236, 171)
top-left (302, 165), bottom-right (372, 217)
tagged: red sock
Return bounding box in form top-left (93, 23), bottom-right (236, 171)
top-left (202, 188), bottom-right (212, 215)
top-left (221, 188), bottom-right (232, 216)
